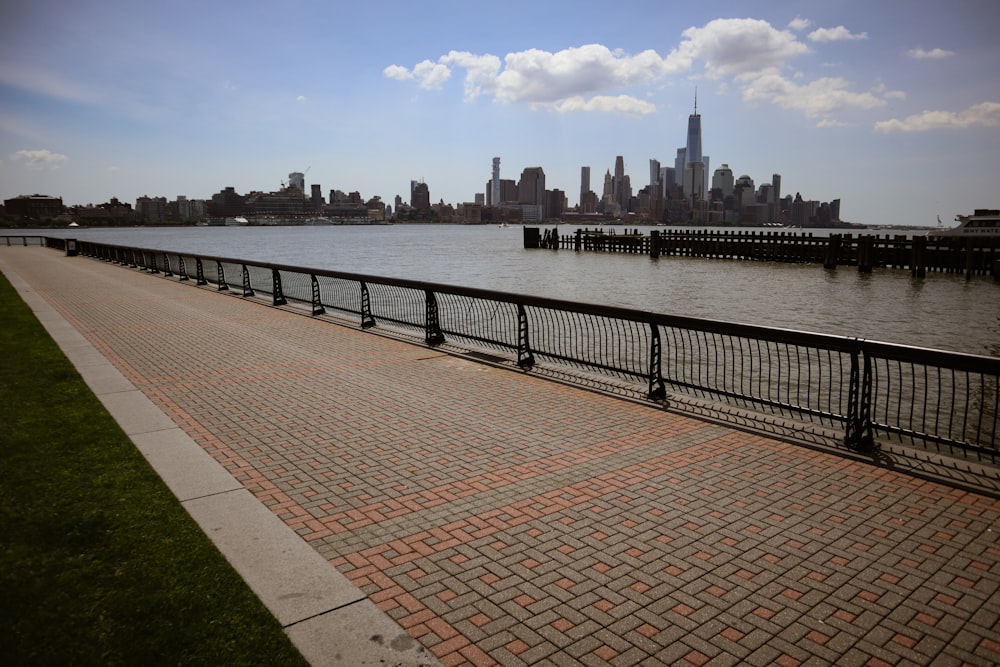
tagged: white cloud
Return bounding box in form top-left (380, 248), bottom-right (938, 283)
top-left (742, 73), bottom-right (886, 118)
top-left (808, 26), bottom-right (868, 42)
top-left (383, 60), bottom-right (452, 90)
top-left (296, 95), bottom-right (307, 102)
top-left (678, 18), bottom-right (810, 79)
top-left (546, 95), bottom-right (656, 116)
top-left (10, 149), bottom-right (69, 170)
top-left (382, 18), bottom-right (894, 122)
top-left (788, 17), bottom-right (811, 31)
top-left (492, 44), bottom-right (685, 104)
top-left (386, 43), bottom-right (685, 114)
top-left (906, 47), bottom-right (955, 60)
top-left (874, 102), bottom-right (1000, 133)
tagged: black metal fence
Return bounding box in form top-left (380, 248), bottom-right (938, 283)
top-left (7, 236), bottom-right (998, 467)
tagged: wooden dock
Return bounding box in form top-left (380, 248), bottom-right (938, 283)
top-left (523, 227), bottom-right (1000, 280)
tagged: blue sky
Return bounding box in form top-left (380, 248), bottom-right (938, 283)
top-left (2, 0), bottom-right (998, 226)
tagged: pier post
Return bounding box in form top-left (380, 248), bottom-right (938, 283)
top-left (523, 227), bottom-right (540, 249)
top-left (575, 229), bottom-right (582, 252)
top-left (911, 235), bottom-right (926, 278)
top-left (857, 236), bottom-right (874, 273)
top-left (964, 238), bottom-right (975, 281)
top-left (650, 230), bottom-right (660, 259)
top-left (992, 259), bottom-right (1000, 282)
top-left (823, 235), bottom-right (841, 269)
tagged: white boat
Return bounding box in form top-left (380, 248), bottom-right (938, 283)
top-left (930, 209), bottom-right (1000, 237)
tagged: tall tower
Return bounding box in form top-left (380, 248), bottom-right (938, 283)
top-left (613, 156), bottom-right (626, 209)
top-left (580, 166), bottom-right (590, 204)
top-left (491, 157), bottom-right (501, 206)
top-left (682, 90), bottom-right (708, 200)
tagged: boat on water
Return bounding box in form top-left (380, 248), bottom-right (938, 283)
top-left (930, 209), bottom-right (1000, 237)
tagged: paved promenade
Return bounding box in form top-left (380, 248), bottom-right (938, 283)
top-left (3, 246), bottom-right (999, 666)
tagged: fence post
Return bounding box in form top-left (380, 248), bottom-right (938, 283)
top-left (162, 253), bottom-right (173, 277)
top-left (241, 264), bottom-right (254, 297)
top-left (310, 274), bottom-right (326, 315)
top-left (216, 261), bottom-right (229, 291)
top-left (517, 303), bottom-right (535, 368)
top-left (195, 258), bottom-right (207, 285)
top-left (845, 347), bottom-right (876, 453)
top-left (271, 268), bottom-right (287, 306)
top-left (360, 282), bottom-right (376, 328)
top-left (424, 290), bottom-right (445, 346)
top-left (177, 256), bottom-right (189, 281)
top-left (647, 322), bottom-right (666, 401)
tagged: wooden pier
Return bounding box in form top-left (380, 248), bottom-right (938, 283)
top-left (523, 227), bottom-right (1000, 280)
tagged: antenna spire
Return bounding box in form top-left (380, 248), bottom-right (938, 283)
top-left (694, 87), bottom-right (698, 115)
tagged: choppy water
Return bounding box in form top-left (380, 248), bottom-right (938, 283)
top-left (38, 224), bottom-right (1000, 357)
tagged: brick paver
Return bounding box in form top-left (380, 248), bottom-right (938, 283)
top-left (3, 246), bottom-right (999, 666)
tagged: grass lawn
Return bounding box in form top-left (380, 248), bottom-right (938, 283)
top-left (0, 270), bottom-right (309, 666)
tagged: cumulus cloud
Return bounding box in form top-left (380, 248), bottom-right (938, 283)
top-left (678, 18), bottom-right (810, 79)
top-left (788, 17), bottom-right (811, 31)
top-left (547, 95), bottom-right (656, 116)
top-left (874, 102), bottom-right (1000, 133)
top-left (743, 74), bottom-right (887, 118)
top-left (385, 43), bottom-right (686, 114)
top-left (906, 47), bottom-right (955, 59)
top-left (383, 17), bottom-right (897, 122)
top-left (808, 26), bottom-right (868, 42)
top-left (382, 59), bottom-right (451, 90)
top-left (10, 149), bottom-right (68, 170)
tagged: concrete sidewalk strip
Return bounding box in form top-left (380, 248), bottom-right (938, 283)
top-left (3, 247), bottom-right (999, 667)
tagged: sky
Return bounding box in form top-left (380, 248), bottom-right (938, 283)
top-left (1, 0), bottom-right (998, 226)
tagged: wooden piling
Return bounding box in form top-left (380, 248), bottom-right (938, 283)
top-left (824, 235), bottom-right (841, 269)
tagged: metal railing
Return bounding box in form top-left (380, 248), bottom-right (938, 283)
top-left (25, 237), bottom-right (1000, 467)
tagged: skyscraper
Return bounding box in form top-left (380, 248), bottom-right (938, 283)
top-left (681, 91), bottom-right (709, 201)
top-left (614, 155), bottom-right (626, 209)
top-left (580, 166), bottom-right (590, 205)
top-left (491, 157), bottom-right (501, 207)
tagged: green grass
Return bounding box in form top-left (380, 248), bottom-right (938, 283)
top-left (0, 271), bottom-right (309, 666)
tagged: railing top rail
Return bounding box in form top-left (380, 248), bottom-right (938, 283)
top-left (76, 239), bottom-right (999, 366)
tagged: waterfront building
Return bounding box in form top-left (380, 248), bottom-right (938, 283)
top-left (490, 157), bottom-right (501, 208)
top-left (580, 166), bottom-right (590, 208)
top-left (411, 181), bottom-right (430, 210)
top-left (135, 195), bottom-right (168, 225)
top-left (311, 184), bottom-right (324, 209)
top-left (713, 164), bottom-right (734, 198)
top-left (3, 194), bottom-right (63, 219)
top-left (288, 172), bottom-right (305, 193)
top-left (518, 167), bottom-right (546, 217)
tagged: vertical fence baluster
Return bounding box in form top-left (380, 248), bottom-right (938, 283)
top-left (425, 290), bottom-right (444, 346)
top-left (310, 274), bottom-right (326, 315)
top-left (216, 261), bottom-right (228, 290)
top-left (271, 268), bottom-right (286, 306)
top-left (360, 282), bottom-right (375, 328)
top-left (195, 258), bottom-right (207, 285)
top-left (648, 322), bottom-right (666, 400)
top-left (241, 264), bottom-right (254, 297)
top-left (517, 304), bottom-right (535, 368)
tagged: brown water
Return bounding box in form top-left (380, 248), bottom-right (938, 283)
top-left (42, 224), bottom-right (1000, 357)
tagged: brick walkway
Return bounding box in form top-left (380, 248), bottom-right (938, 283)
top-left (3, 247), bottom-right (999, 666)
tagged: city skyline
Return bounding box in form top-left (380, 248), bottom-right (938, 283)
top-left (2, 1), bottom-right (998, 226)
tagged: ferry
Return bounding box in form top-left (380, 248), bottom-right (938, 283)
top-left (930, 209), bottom-right (1000, 237)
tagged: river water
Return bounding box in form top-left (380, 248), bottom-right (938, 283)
top-left (36, 224), bottom-right (1000, 357)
